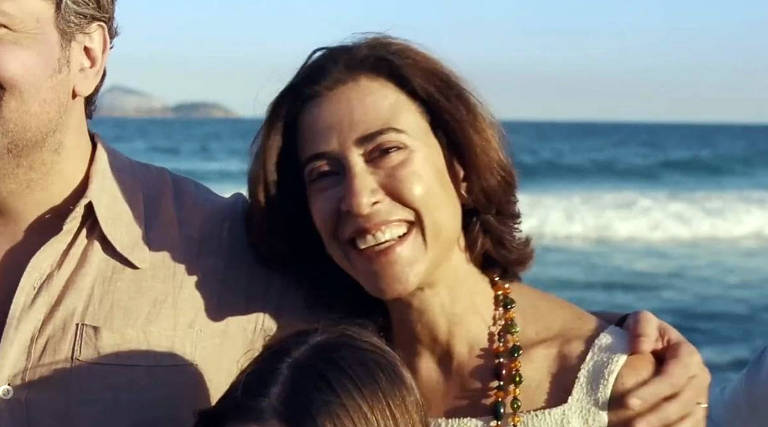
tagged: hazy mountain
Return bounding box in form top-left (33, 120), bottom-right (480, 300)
top-left (94, 86), bottom-right (238, 118)
top-left (170, 102), bottom-right (239, 118)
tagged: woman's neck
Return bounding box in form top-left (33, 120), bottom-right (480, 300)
top-left (386, 257), bottom-right (494, 414)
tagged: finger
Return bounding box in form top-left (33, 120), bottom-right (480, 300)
top-left (644, 408), bottom-right (708, 427)
top-left (628, 376), bottom-right (704, 427)
top-left (625, 342), bottom-right (704, 408)
top-left (674, 409), bottom-right (708, 427)
top-left (626, 310), bottom-right (662, 354)
top-left (671, 395), bottom-right (709, 427)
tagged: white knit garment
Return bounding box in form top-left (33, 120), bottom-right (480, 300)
top-left (430, 326), bottom-right (629, 427)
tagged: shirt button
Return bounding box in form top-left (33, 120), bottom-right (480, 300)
top-left (0, 384), bottom-right (13, 400)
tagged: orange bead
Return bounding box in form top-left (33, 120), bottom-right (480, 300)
top-left (494, 390), bottom-right (507, 399)
top-left (513, 388), bottom-right (521, 396)
top-left (513, 415), bottom-right (522, 425)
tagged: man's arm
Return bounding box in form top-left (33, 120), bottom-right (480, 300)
top-left (596, 310), bottom-right (711, 427)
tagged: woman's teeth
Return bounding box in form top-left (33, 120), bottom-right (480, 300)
top-left (354, 223), bottom-right (409, 250)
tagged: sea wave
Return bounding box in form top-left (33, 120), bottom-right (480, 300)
top-left (515, 156), bottom-right (768, 186)
top-left (518, 190), bottom-right (768, 243)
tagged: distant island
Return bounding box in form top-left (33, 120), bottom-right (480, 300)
top-left (94, 86), bottom-right (239, 118)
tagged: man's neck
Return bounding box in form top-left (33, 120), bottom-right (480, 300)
top-left (0, 118), bottom-right (93, 235)
top-left (0, 112), bottom-right (94, 290)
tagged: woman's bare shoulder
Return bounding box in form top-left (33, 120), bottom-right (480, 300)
top-left (514, 283), bottom-right (614, 409)
top-left (516, 282), bottom-right (606, 341)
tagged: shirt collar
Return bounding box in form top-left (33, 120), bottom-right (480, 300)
top-left (84, 134), bottom-right (150, 269)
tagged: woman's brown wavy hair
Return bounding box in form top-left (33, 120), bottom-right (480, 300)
top-left (248, 35), bottom-right (533, 324)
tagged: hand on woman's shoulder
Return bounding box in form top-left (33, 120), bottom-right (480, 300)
top-left (607, 352), bottom-right (658, 426)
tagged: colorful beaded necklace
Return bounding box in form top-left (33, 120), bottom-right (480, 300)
top-left (490, 275), bottom-right (523, 426)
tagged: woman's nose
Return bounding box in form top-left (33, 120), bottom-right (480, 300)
top-left (340, 167), bottom-right (382, 215)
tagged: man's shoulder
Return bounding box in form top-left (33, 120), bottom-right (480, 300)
top-left (111, 145), bottom-right (243, 206)
top-left (103, 143), bottom-right (248, 230)
top-left (95, 141), bottom-right (259, 275)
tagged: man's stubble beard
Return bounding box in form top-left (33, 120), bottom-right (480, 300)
top-left (0, 65), bottom-right (71, 194)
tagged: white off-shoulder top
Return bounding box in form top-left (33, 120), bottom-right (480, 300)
top-left (430, 326), bottom-right (629, 427)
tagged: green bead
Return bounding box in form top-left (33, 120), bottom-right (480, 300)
top-left (492, 399), bottom-right (505, 422)
top-left (508, 344), bottom-right (523, 359)
top-left (511, 371), bottom-right (524, 386)
top-left (494, 293), bottom-right (509, 308)
top-left (510, 397), bottom-right (522, 412)
top-left (504, 321), bottom-right (520, 335)
top-left (502, 296), bottom-right (516, 310)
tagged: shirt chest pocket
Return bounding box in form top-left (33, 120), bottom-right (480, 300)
top-left (65, 324), bottom-right (210, 419)
top-left (23, 324), bottom-right (211, 427)
top-left (73, 323), bottom-right (199, 368)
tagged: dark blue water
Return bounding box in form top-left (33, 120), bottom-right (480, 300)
top-left (508, 122), bottom-right (768, 191)
top-left (89, 117), bottom-right (768, 385)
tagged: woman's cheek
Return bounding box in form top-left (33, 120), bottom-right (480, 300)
top-left (309, 192), bottom-right (337, 242)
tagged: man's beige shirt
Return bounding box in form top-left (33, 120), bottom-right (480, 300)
top-left (0, 137), bottom-right (303, 426)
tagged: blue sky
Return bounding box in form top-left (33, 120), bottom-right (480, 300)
top-left (105, 1), bottom-right (768, 122)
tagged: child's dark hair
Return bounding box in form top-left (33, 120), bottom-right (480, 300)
top-left (194, 325), bottom-right (427, 427)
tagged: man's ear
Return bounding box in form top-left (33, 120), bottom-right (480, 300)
top-left (71, 22), bottom-right (110, 99)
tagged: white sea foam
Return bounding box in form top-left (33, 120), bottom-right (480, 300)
top-left (519, 189), bottom-right (768, 243)
top-left (212, 184), bottom-right (247, 197)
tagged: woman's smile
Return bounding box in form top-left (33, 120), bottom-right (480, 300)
top-left (349, 220), bottom-right (412, 251)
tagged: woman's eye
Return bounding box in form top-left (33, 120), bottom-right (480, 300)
top-left (370, 144), bottom-right (403, 161)
top-left (305, 168), bottom-right (338, 184)
top-left (381, 146), bottom-right (401, 155)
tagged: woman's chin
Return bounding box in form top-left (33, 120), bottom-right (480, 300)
top-left (356, 272), bottom-right (421, 302)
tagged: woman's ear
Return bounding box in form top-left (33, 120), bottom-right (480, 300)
top-left (448, 157), bottom-right (468, 204)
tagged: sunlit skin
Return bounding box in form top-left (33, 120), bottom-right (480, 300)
top-left (297, 76), bottom-right (659, 424)
top-left (298, 77), bottom-right (471, 301)
top-left (0, 0), bottom-right (106, 222)
top-left (0, 0), bottom-right (109, 333)
top-left (0, 0), bottom-right (73, 181)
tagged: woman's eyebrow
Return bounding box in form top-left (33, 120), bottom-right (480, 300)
top-left (354, 127), bottom-right (407, 147)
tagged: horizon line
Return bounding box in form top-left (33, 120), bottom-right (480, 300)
top-left (90, 115), bottom-right (768, 127)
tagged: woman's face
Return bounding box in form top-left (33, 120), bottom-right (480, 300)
top-left (297, 76), bottom-right (466, 300)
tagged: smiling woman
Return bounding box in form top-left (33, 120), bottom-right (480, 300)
top-left (248, 36), bottom-right (707, 427)
top-left (249, 37), bottom-right (532, 319)
top-left (297, 76), bottom-right (486, 301)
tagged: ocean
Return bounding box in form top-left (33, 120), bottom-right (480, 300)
top-left (89, 117), bottom-right (768, 386)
